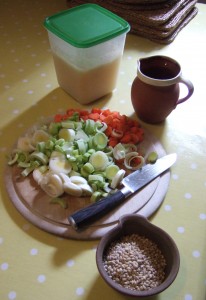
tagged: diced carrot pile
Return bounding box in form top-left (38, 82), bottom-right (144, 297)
top-left (54, 108), bottom-right (144, 146)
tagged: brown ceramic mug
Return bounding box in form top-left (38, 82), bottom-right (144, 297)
top-left (131, 55), bottom-right (194, 124)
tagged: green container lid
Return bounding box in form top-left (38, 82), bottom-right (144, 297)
top-left (44, 3), bottom-right (130, 48)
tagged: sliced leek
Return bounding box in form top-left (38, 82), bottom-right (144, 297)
top-left (7, 153), bottom-right (19, 166)
top-left (124, 152), bottom-right (145, 170)
top-left (32, 129), bottom-right (50, 146)
top-left (89, 151), bottom-right (109, 171)
top-left (63, 181), bottom-right (82, 197)
top-left (30, 151), bottom-right (49, 165)
top-left (33, 168), bottom-right (46, 184)
top-left (49, 151), bottom-right (71, 174)
top-left (40, 173), bottom-right (64, 198)
top-left (58, 128), bottom-right (75, 142)
top-left (50, 197), bottom-right (68, 209)
top-left (110, 169), bottom-right (126, 189)
top-left (147, 151), bottom-right (158, 164)
top-left (8, 111), bottom-right (147, 204)
top-left (93, 132), bottom-right (108, 150)
top-left (17, 136), bottom-right (34, 152)
top-left (105, 164), bottom-right (120, 180)
top-left (113, 143), bottom-right (126, 160)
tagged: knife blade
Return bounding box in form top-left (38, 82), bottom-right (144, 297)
top-left (68, 153), bottom-right (177, 230)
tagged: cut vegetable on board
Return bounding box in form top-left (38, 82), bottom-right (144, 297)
top-left (7, 108), bottom-right (157, 206)
top-left (5, 115), bottom-right (169, 239)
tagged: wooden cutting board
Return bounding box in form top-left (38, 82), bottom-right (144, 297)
top-left (5, 128), bottom-right (170, 240)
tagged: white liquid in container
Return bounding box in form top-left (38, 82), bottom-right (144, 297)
top-left (53, 53), bottom-right (121, 104)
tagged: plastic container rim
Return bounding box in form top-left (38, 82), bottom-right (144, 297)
top-left (44, 3), bottom-right (130, 48)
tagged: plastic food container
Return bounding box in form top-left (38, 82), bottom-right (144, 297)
top-left (44, 4), bottom-right (130, 104)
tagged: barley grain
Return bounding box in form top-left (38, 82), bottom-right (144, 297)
top-left (103, 233), bottom-right (166, 291)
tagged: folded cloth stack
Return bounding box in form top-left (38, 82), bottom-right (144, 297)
top-left (67, 0), bottom-right (198, 44)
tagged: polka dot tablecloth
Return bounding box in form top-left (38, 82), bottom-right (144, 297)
top-left (0, 1), bottom-right (206, 300)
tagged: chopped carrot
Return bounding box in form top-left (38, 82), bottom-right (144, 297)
top-left (130, 134), bottom-right (140, 144)
top-left (116, 158), bottom-right (124, 164)
top-left (99, 114), bottom-right (106, 121)
top-left (54, 108), bottom-right (144, 147)
top-left (112, 111), bottom-right (121, 119)
top-left (108, 138), bottom-right (119, 147)
top-left (113, 118), bottom-right (121, 128)
top-left (131, 126), bottom-right (139, 133)
top-left (104, 115), bottom-right (113, 125)
top-left (120, 134), bottom-right (132, 143)
top-left (130, 157), bottom-right (142, 167)
top-left (102, 109), bottom-right (111, 116)
top-left (91, 108), bottom-right (102, 114)
top-left (80, 115), bottom-right (87, 121)
top-left (79, 110), bottom-right (90, 117)
top-left (105, 126), bottom-right (112, 137)
top-left (54, 114), bottom-right (63, 123)
top-left (66, 109), bottom-right (76, 116)
top-left (87, 113), bottom-right (100, 121)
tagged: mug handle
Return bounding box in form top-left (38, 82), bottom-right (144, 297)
top-left (177, 76), bottom-right (194, 104)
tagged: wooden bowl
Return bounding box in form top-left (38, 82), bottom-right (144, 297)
top-left (96, 214), bottom-right (180, 297)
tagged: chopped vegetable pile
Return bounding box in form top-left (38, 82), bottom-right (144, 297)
top-left (8, 108), bottom-right (148, 205)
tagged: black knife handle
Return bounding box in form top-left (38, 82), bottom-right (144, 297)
top-left (68, 190), bottom-right (126, 230)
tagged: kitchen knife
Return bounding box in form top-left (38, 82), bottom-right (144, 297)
top-left (68, 153), bottom-right (176, 230)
